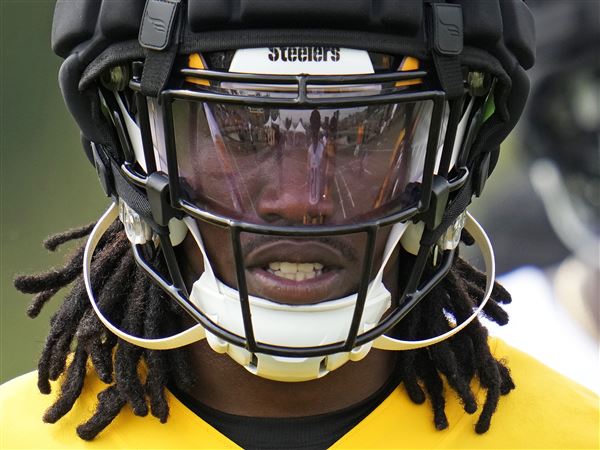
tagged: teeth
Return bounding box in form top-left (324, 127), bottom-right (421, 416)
top-left (297, 263), bottom-right (313, 273)
top-left (266, 262), bottom-right (325, 281)
top-left (268, 262), bottom-right (323, 273)
top-left (279, 262), bottom-right (297, 272)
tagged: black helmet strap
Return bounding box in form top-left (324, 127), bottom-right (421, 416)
top-left (428, 3), bottom-right (464, 100)
top-left (139, 0), bottom-right (183, 97)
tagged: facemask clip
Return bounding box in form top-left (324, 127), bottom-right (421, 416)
top-left (433, 210), bottom-right (467, 265)
top-left (119, 198), bottom-right (154, 245)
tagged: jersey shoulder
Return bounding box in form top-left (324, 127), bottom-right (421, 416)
top-left (0, 370), bottom-right (240, 449)
top-left (484, 339), bottom-right (599, 448)
top-left (335, 339), bottom-right (599, 449)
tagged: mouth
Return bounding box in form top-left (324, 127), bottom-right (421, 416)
top-left (266, 261), bottom-right (324, 280)
top-left (244, 240), bottom-right (355, 304)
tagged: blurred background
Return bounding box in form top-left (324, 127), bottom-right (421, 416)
top-left (1, 1), bottom-right (106, 383)
top-left (478, 0), bottom-right (599, 393)
top-left (1, 1), bottom-right (598, 391)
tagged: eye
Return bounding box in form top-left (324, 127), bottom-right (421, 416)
top-left (222, 127), bottom-right (274, 159)
top-left (223, 131), bottom-right (242, 143)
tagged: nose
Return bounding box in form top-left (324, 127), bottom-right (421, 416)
top-left (256, 148), bottom-right (334, 224)
top-left (257, 186), bottom-right (335, 224)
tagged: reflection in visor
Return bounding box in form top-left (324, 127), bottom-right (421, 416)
top-left (170, 100), bottom-right (433, 225)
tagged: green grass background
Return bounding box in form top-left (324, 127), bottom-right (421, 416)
top-left (1, 1), bottom-right (106, 383)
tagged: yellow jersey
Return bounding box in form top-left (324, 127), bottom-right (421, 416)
top-left (1, 339), bottom-right (598, 449)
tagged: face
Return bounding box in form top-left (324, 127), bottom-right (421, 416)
top-left (174, 101), bottom-right (434, 305)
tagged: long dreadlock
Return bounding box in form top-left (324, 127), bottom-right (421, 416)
top-left (14, 219), bottom-right (513, 440)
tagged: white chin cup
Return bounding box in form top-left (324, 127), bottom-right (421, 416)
top-left (190, 272), bottom-right (392, 382)
top-left (84, 203), bottom-right (495, 382)
top-left (184, 217), bottom-right (408, 382)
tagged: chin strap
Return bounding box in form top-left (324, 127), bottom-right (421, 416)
top-left (84, 202), bottom-right (494, 355)
top-left (84, 202), bottom-right (206, 349)
top-left (372, 209), bottom-right (495, 350)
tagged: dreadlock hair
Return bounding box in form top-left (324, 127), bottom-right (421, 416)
top-left (14, 219), bottom-right (514, 440)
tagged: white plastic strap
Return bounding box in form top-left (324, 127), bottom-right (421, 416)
top-left (115, 92), bottom-right (147, 173)
top-left (83, 202), bottom-right (206, 350)
top-left (373, 211), bottom-right (495, 351)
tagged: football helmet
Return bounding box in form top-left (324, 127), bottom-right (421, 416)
top-left (52, 0), bottom-right (534, 381)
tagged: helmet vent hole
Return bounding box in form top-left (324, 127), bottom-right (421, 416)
top-left (248, 353), bottom-right (258, 371)
top-left (319, 356), bottom-right (329, 376)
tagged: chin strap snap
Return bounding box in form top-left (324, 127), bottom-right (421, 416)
top-left (373, 210), bottom-right (495, 351)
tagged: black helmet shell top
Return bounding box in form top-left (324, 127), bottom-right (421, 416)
top-left (52, 0), bottom-right (534, 171)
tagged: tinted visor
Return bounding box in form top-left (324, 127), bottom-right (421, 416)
top-left (169, 100), bottom-right (434, 225)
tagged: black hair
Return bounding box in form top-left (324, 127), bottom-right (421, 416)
top-left (14, 221), bottom-right (513, 440)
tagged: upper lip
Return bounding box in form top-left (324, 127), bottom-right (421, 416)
top-left (245, 240), bottom-right (346, 270)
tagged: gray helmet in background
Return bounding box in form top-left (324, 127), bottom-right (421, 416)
top-left (526, 0), bottom-right (599, 268)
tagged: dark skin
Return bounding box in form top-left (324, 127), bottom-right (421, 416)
top-left (184, 339), bottom-right (398, 417)
top-left (180, 231), bottom-right (401, 417)
top-left (178, 107), bottom-right (406, 417)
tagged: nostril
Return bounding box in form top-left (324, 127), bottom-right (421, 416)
top-left (256, 186), bottom-right (334, 225)
top-left (260, 213), bottom-right (283, 224)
